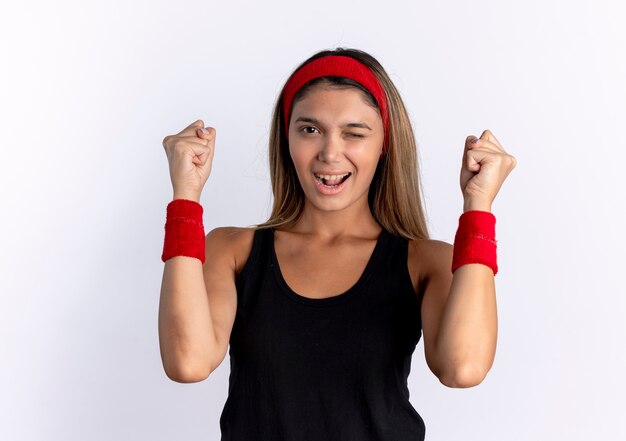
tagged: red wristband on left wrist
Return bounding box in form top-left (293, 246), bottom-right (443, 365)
top-left (451, 210), bottom-right (498, 275)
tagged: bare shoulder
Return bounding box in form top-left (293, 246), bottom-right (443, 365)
top-left (407, 238), bottom-right (454, 288)
top-left (205, 226), bottom-right (257, 276)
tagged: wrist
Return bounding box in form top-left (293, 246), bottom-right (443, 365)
top-left (463, 198), bottom-right (492, 213)
top-left (162, 199), bottom-right (205, 264)
top-left (452, 210), bottom-right (498, 276)
top-left (173, 191), bottom-right (201, 203)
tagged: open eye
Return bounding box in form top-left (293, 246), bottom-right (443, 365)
top-left (300, 126), bottom-right (319, 135)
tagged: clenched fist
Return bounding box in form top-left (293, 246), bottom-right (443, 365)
top-left (162, 119), bottom-right (216, 202)
top-left (460, 129), bottom-right (517, 212)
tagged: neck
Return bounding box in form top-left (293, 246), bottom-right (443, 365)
top-left (288, 198), bottom-right (381, 240)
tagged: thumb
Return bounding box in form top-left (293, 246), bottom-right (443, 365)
top-left (466, 148), bottom-right (488, 172)
top-left (196, 126), bottom-right (215, 139)
top-left (194, 127), bottom-right (216, 168)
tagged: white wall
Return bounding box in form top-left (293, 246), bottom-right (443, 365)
top-left (1, 0), bottom-right (624, 439)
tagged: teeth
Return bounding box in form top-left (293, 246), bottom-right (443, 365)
top-left (314, 172), bottom-right (350, 180)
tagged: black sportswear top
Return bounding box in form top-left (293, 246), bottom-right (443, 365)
top-left (219, 227), bottom-right (425, 441)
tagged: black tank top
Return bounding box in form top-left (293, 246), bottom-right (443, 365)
top-left (219, 227), bottom-right (425, 441)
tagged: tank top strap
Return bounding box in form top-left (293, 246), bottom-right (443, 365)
top-left (375, 230), bottom-right (419, 303)
top-left (235, 227), bottom-right (267, 280)
top-left (234, 227), bottom-right (273, 302)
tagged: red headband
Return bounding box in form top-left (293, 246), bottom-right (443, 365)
top-left (282, 55), bottom-right (390, 152)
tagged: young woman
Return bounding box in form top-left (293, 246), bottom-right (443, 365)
top-left (159, 48), bottom-right (517, 441)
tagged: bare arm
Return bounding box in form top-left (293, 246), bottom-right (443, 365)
top-left (419, 240), bottom-right (498, 388)
top-left (159, 121), bottom-right (238, 382)
top-left (420, 129), bottom-right (513, 387)
top-left (158, 226), bottom-right (243, 383)
top-left (158, 254), bottom-right (216, 382)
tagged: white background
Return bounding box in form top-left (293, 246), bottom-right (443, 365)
top-left (1, 0), bottom-right (625, 439)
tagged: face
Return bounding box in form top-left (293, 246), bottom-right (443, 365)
top-left (288, 85), bottom-right (385, 213)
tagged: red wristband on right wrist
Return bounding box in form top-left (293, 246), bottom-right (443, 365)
top-left (161, 199), bottom-right (206, 264)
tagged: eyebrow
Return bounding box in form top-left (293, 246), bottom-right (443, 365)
top-left (294, 116), bottom-right (372, 130)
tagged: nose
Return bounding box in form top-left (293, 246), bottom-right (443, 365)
top-left (317, 132), bottom-right (342, 163)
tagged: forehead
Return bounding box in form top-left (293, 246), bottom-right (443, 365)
top-left (292, 84), bottom-right (378, 116)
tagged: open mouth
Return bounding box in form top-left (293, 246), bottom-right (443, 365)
top-left (313, 172), bottom-right (352, 188)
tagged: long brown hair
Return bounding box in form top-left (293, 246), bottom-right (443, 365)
top-left (255, 47), bottom-right (430, 241)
